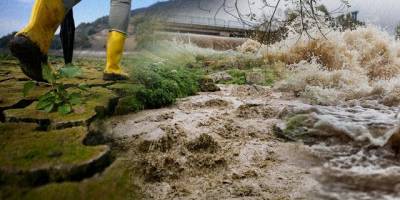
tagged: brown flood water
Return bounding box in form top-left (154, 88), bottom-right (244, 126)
top-left (97, 84), bottom-right (400, 199)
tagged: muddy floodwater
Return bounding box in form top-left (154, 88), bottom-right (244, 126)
top-left (97, 84), bottom-right (400, 199)
top-left (280, 101), bottom-right (400, 199)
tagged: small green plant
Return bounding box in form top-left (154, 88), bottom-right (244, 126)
top-left (23, 64), bottom-right (89, 115)
top-left (225, 69), bottom-right (247, 85)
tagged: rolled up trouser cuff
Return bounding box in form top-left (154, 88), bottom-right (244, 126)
top-left (63, 0), bottom-right (81, 11)
top-left (109, 0), bottom-right (132, 34)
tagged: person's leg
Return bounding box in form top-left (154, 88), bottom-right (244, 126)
top-left (104, 0), bottom-right (132, 81)
top-left (9, 0), bottom-right (81, 82)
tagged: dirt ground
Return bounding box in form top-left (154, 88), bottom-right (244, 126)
top-left (98, 84), bottom-right (321, 199)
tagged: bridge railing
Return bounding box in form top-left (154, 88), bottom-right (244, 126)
top-left (164, 14), bottom-right (254, 30)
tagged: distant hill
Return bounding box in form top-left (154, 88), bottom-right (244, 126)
top-left (0, 0), bottom-right (248, 51)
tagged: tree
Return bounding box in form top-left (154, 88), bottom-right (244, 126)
top-left (210, 0), bottom-right (351, 43)
top-left (333, 11), bottom-right (365, 31)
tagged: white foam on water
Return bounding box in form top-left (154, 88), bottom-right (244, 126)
top-left (245, 23), bottom-right (400, 199)
top-left (311, 105), bottom-right (399, 146)
top-left (285, 101), bottom-right (400, 198)
top-left (261, 26), bottom-right (400, 106)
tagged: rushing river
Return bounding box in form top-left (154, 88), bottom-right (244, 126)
top-left (257, 25), bottom-right (400, 199)
top-left (278, 101), bottom-right (400, 199)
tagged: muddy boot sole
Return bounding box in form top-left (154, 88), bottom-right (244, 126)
top-left (103, 73), bottom-right (129, 81)
top-left (9, 35), bottom-right (48, 82)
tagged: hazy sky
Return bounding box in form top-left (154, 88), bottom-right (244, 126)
top-left (0, 0), bottom-right (399, 37)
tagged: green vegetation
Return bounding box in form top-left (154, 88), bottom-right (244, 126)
top-left (6, 87), bottom-right (116, 129)
top-left (225, 69), bottom-right (247, 85)
top-left (216, 63), bottom-right (285, 86)
top-left (0, 124), bottom-right (107, 171)
top-left (2, 159), bottom-right (139, 200)
top-left (0, 80), bottom-right (49, 110)
top-left (108, 44), bottom-right (207, 112)
top-left (23, 64), bottom-right (89, 115)
top-left (110, 61), bottom-right (202, 111)
top-left (0, 41), bottom-right (287, 199)
top-left (263, 62), bottom-right (286, 86)
top-left (133, 64), bottom-right (200, 108)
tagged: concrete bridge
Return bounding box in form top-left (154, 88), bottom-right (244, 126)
top-left (161, 15), bottom-right (255, 37)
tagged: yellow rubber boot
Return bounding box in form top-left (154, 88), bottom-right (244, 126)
top-left (103, 31), bottom-right (129, 81)
top-left (9, 0), bottom-right (66, 82)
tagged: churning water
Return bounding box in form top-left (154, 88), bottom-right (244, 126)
top-left (259, 26), bottom-right (400, 199)
top-left (279, 101), bottom-right (400, 199)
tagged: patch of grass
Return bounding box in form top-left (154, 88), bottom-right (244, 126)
top-left (112, 49), bottom-right (205, 110)
top-left (2, 159), bottom-right (140, 200)
top-left (131, 65), bottom-right (201, 108)
top-left (264, 68), bottom-right (278, 86)
top-left (0, 123), bottom-right (107, 172)
top-left (0, 80), bottom-right (50, 109)
top-left (225, 69), bottom-right (247, 85)
top-left (264, 62), bottom-right (286, 86)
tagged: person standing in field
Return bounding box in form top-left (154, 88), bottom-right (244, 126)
top-left (9, 0), bottom-right (132, 81)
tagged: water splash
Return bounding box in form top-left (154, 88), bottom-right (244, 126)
top-left (279, 100), bottom-right (400, 199)
top-left (311, 105), bottom-right (399, 146)
top-left (242, 25), bottom-right (400, 199)
top-left (262, 26), bottom-right (400, 106)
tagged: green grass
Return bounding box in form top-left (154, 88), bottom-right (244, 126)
top-left (0, 123), bottom-right (107, 171)
top-left (2, 159), bottom-right (140, 200)
top-left (131, 64), bottom-right (201, 108)
top-left (224, 69), bottom-right (247, 85)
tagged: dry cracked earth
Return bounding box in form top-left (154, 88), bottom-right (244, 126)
top-left (99, 84), bottom-right (320, 199)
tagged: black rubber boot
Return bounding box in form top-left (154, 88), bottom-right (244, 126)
top-left (9, 35), bottom-right (48, 82)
